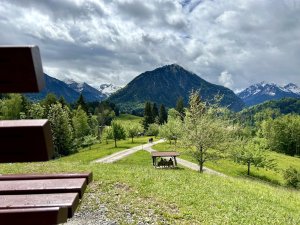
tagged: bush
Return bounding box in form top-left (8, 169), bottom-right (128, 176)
top-left (283, 167), bottom-right (300, 188)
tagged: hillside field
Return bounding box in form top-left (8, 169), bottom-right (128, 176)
top-left (1, 137), bottom-right (299, 224)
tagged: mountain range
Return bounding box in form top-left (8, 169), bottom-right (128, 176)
top-left (26, 74), bottom-right (108, 103)
top-left (108, 64), bottom-right (244, 112)
top-left (237, 82), bottom-right (300, 107)
top-left (25, 66), bottom-right (300, 112)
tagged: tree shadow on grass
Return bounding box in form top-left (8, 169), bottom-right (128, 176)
top-left (237, 170), bottom-right (282, 186)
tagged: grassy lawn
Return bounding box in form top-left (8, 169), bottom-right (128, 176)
top-left (152, 141), bottom-right (300, 185)
top-left (0, 139), bottom-right (299, 224)
top-left (60, 136), bottom-right (150, 163)
top-left (114, 113), bottom-right (143, 126)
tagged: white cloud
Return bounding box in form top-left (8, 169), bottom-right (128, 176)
top-left (0, 0), bottom-right (299, 90)
top-left (218, 71), bottom-right (233, 89)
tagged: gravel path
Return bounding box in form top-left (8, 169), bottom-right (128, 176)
top-left (94, 140), bottom-right (165, 163)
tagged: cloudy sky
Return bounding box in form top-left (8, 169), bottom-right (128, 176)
top-left (1, 0), bottom-right (300, 92)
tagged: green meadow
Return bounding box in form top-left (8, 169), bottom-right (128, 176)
top-left (1, 137), bottom-right (300, 224)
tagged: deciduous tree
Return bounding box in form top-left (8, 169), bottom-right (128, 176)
top-left (48, 103), bottom-right (74, 156)
top-left (181, 91), bottom-right (231, 173)
top-left (111, 121), bottom-right (126, 147)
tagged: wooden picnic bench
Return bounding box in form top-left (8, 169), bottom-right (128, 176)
top-left (0, 46), bottom-right (93, 224)
top-left (151, 151), bottom-right (180, 167)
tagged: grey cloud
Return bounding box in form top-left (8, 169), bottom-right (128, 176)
top-left (0, 0), bottom-right (299, 91)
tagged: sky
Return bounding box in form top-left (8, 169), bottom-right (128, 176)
top-left (0, 0), bottom-right (300, 92)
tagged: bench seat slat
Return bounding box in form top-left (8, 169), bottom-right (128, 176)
top-left (0, 207), bottom-right (68, 225)
top-left (0, 172), bottom-right (93, 184)
top-left (0, 178), bottom-right (87, 198)
top-left (0, 193), bottom-right (79, 218)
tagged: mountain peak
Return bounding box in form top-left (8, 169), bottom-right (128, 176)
top-left (109, 64), bottom-right (244, 112)
top-left (238, 82), bottom-right (300, 106)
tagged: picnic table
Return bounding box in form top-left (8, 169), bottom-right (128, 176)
top-left (151, 151), bottom-right (180, 167)
top-left (0, 46), bottom-right (93, 225)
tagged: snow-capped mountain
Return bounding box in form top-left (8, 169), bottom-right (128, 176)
top-left (65, 79), bottom-right (107, 102)
top-left (237, 82), bottom-right (300, 107)
top-left (99, 83), bottom-right (122, 96)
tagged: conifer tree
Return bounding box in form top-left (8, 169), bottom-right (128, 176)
top-left (175, 96), bottom-right (185, 120)
top-left (75, 94), bottom-right (88, 113)
top-left (159, 104), bottom-right (168, 124)
top-left (143, 101), bottom-right (154, 130)
top-left (152, 103), bottom-right (159, 122)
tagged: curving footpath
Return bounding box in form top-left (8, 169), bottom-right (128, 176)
top-left (94, 140), bottom-right (165, 163)
top-left (94, 139), bottom-right (225, 176)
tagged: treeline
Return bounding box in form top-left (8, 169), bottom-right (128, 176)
top-left (155, 93), bottom-right (300, 187)
top-left (0, 93), bottom-right (118, 157)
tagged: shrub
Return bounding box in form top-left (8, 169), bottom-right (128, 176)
top-left (283, 167), bottom-right (300, 188)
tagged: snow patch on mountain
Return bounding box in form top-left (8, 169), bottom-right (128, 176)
top-left (99, 84), bottom-right (122, 96)
top-left (237, 82), bottom-right (300, 107)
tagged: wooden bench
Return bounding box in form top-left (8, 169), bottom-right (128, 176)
top-left (151, 151), bottom-right (180, 167)
top-left (0, 207), bottom-right (68, 225)
top-left (0, 46), bottom-right (93, 224)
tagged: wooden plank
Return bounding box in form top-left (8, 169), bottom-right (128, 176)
top-left (151, 151), bottom-right (180, 157)
top-left (0, 178), bottom-right (87, 198)
top-left (0, 46), bottom-right (44, 93)
top-left (0, 207), bottom-right (68, 225)
top-left (0, 172), bottom-right (93, 184)
top-left (0, 193), bottom-right (79, 218)
top-left (0, 119), bottom-right (54, 162)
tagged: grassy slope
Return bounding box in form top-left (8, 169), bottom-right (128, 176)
top-left (0, 137), bottom-right (299, 224)
top-left (152, 142), bottom-right (300, 185)
top-left (114, 114), bottom-right (143, 127)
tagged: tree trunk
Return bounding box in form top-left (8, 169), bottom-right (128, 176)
top-left (131, 137), bottom-right (133, 143)
top-left (114, 138), bottom-right (117, 147)
top-left (199, 146), bottom-right (204, 173)
top-left (247, 161), bottom-right (250, 175)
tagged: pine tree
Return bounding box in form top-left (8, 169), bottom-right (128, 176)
top-left (152, 103), bottom-right (159, 122)
top-left (75, 94), bottom-right (88, 113)
top-left (175, 96), bottom-right (185, 120)
top-left (159, 104), bottom-right (168, 124)
top-left (143, 101), bottom-right (154, 130)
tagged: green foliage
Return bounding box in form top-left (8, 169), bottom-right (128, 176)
top-left (159, 104), bottom-right (168, 124)
top-left (75, 94), bottom-right (88, 113)
top-left (181, 90), bottom-right (232, 172)
top-left (88, 115), bottom-right (99, 137)
top-left (145, 123), bottom-right (159, 137)
top-left (283, 167), bottom-right (300, 189)
top-left (0, 94), bottom-right (23, 119)
top-left (48, 103), bottom-right (74, 156)
top-left (152, 103), bottom-right (159, 122)
top-left (102, 126), bottom-right (113, 144)
top-left (72, 106), bottom-right (90, 139)
top-left (231, 139), bottom-right (276, 175)
top-left (111, 121), bottom-right (126, 147)
top-left (126, 123), bottom-right (143, 143)
top-left (261, 114), bottom-right (300, 156)
top-left (143, 101), bottom-right (154, 130)
top-left (95, 101), bottom-right (116, 126)
top-left (81, 135), bottom-right (98, 149)
top-left (159, 110), bottom-right (182, 145)
top-left (27, 103), bottom-right (45, 119)
top-left (175, 96), bottom-right (185, 119)
top-left (41, 93), bottom-right (58, 111)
